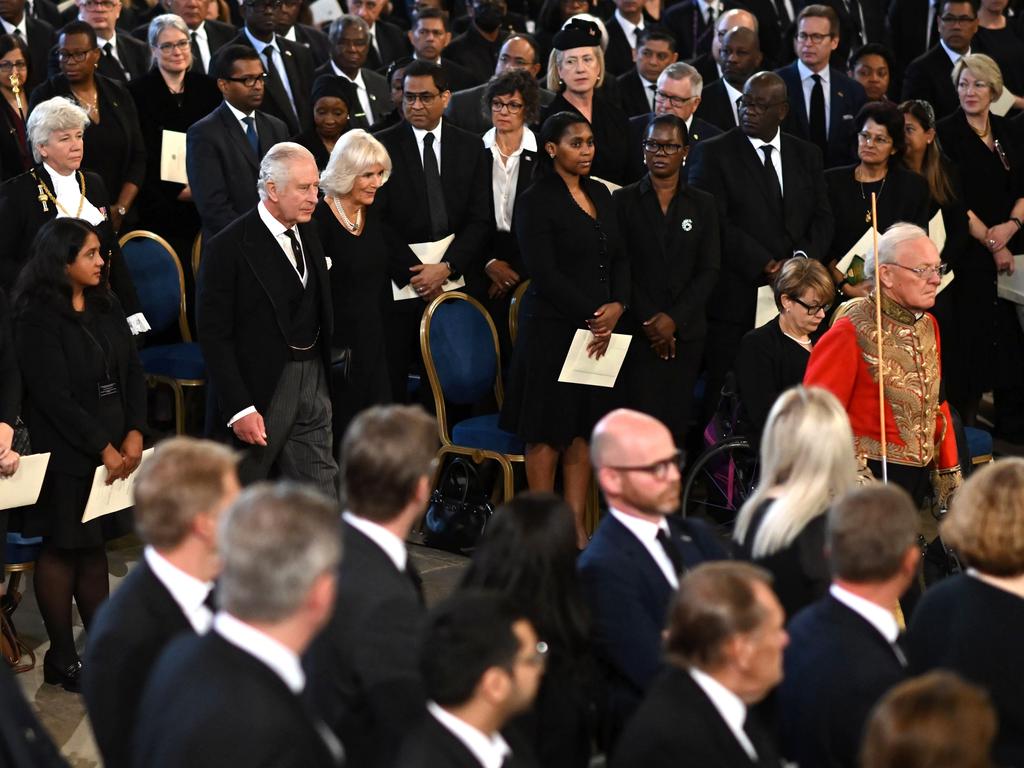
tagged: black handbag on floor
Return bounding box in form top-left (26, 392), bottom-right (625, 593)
top-left (423, 458), bottom-right (495, 555)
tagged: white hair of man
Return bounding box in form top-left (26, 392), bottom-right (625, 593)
top-left (660, 61), bottom-right (704, 97)
top-left (147, 12), bottom-right (189, 47)
top-left (257, 141), bottom-right (316, 200)
top-left (863, 222), bottom-right (931, 280)
top-left (321, 129), bottom-right (392, 197)
top-left (328, 13), bottom-right (369, 43)
top-left (26, 96), bottom-right (89, 163)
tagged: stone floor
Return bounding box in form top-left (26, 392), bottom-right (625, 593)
top-left (10, 534), bottom-right (470, 768)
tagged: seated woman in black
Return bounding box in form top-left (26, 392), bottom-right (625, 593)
top-left (12, 217), bottom-right (146, 692)
top-left (734, 257), bottom-right (834, 438)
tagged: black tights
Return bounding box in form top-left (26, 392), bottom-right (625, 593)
top-left (34, 541), bottom-right (109, 666)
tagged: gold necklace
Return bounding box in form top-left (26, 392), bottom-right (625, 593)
top-left (70, 88), bottom-right (98, 118)
top-left (969, 119), bottom-right (990, 138)
top-left (39, 171), bottom-right (87, 218)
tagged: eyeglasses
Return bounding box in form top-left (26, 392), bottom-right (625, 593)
top-left (654, 89), bottom-right (696, 108)
top-left (606, 451), bottom-right (682, 481)
top-left (886, 262), bottom-right (949, 278)
top-left (490, 99), bottom-right (524, 113)
top-left (956, 79), bottom-right (990, 92)
top-left (157, 39), bottom-right (191, 52)
top-left (796, 31), bottom-right (832, 43)
top-left (223, 72), bottom-right (269, 87)
top-left (0, 60), bottom-right (28, 72)
top-left (789, 296), bottom-right (832, 315)
top-left (857, 131), bottom-right (892, 146)
top-left (737, 96), bottom-right (786, 112)
top-left (81, 0), bottom-right (117, 8)
top-left (403, 90), bottom-right (440, 105)
top-left (642, 139), bottom-right (684, 155)
top-left (57, 48), bottom-right (96, 62)
top-left (939, 13), bottom-right (976, 23)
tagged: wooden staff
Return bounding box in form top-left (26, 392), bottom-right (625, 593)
top-left (871, 192), bottom-right (888, 483)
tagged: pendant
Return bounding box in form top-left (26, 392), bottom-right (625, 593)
top-left (865, 210), bottom-right (872, 224)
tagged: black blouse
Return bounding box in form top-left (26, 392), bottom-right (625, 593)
top-left (734, 317), bottom-right (812, 436)
top-left (541, 91), bottom-right (632, 186)
top-left (0, 99), bottom-right (31, 182)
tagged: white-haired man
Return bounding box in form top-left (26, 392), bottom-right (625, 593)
top-left (197, 142), bottom-right (338, 496)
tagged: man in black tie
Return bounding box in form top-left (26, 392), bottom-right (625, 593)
top-left (604, 0), bottom-right (647, 76)
top-left (197, 142), bottom-right (338, 496)
top-left (900, 0), bottom-right (980, 120)
top-left (778, 484), bottom-right (916, 768)
top-left (617, 27), bottom-right (678, 118)
top-left (314, 15), bottom-right (393, 128)
top-left (74, 0), bottom-right (149, 80)
top-left (83, 437), bottom-right (240, 768)
top-left (580, 408), bottom-right (728, 745)
top-left (612, 562), bottom-right (788, 768)
top-left (696, 25), bottom-right (763, 131)
top-left (134, 484), bottom-right (344, 768)
top-left (129, 0), bottom-right (236, 74)
top-left (0, 0), bottom-right (55, 89)
top-left (305, 405), bottom-right (437, 768)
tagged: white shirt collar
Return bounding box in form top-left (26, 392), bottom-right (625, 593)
top-left (939, 39), bottom-right (970, 64)
top-left (697, 0), bottom-right (719, 21)
top-left (342, 511), bottom-right (408, 571)
top-left (331, 61), bottom-right (366, 89)
top-left (482, 126), bottom-right (537, 153)
top-left (0, 15), bottom-right (27, 36)
top-left (96, 29), bottom-right (117, 48)
top-left (829, 584), bottom-right (900, 644)
top-left (797, 58), bottom-right (829, 82)
top-left (244, 26), bottom-right (279, 55)
top-left (748, 127), bottom-right (781, 153)
top-left (412, 121), bottom-right (443, 146)
top-left (723, 77), bottom-right (743, 103)
top-left (144, 546), bottom-right (214, 634)
top-left (224, 99), bottom-right (254, 123)
top-left (191, 20), bottom-right (207, 41)
top-left (427, 702), bottom-right (511, 768)
top-left (214, 612), bottom-right (306, 694)
top-left (609, 507), bottom-right (669, 543)
top-left (614, 8), bottom-right (643, 41)
top-left (257, 199), bottom-right (292, 238)
top-left (689, 667), bottom-right (757, 761)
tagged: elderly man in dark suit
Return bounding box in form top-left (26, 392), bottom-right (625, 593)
top-left (314, 14), bottom-right (392, 128)
top-left (688, 71), bottom-right (833, 415)
top-left (73, 0), bottom-right (149, 80)
top-left (611, 562), bottom-right (788, 768)
top-left (187, 45), bottom-right (290, 240)
top-left (778, 484), bottom-right (916, 768)
top-left (130, 0), bottom-right (236, 74)
top-left (696, 25), bottom-right (763, 131)
top-left (901, 0), bottom-right (981, 120)
top-left (306, 405), bottom-right (436, 768)
top-left (134, 484), bottom-right (344, 768)
top-left (84, 438), bottom-right (240, 768)
top-left (0, 0), bottom-right (55, 89)
top-left (375, 59), bottom-right (491, 401)
top-left (580, 409), bottom-right (728, 745)
top-left (617, 26), bottom-right (677, 117)
top-left (776, 4), bottom-right (866, 167)
top-left (197, 142), bottom-right (337, 495)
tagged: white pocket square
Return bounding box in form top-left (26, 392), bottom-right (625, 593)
top-left (326, 257), bottom-right (333, 270)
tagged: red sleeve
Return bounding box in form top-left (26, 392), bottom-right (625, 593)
top-left (804, 318), bottom-right (859, 409)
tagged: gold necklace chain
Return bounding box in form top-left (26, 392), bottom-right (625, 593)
top-left (39, 171), bottom-right (87, 218)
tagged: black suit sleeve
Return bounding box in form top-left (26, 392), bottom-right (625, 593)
top-left (0, 178), bottom-right (28, 291)
top-left (186, 120), bottom-right (242, 237)
top-left (734, 325), bottom-right (778, 432)
top-left (110, 298), bottom-right (147, 433)
top-left (793, 144), bottom-right (834, 261)
top-left (0, 290), bottom-right (19, 426)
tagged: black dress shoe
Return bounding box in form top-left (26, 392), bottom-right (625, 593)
top-left (43, 654), bottom-right (82, 693)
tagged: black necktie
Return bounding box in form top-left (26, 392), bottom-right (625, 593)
top-left (647, 82), bottom-right (657, 109)
top-left (656, 528), bottom-right (687, 578)
top-left (190, 31), bottom-right (203, 71)
top-left (760, 145), bottom-right (783, 205)
top-left (891, 636), bottom-right (909, 668)
top-left (809, 73), bottom-right (827, 156)
top-left (203, 587), bottom-right (217, 612)
top-left (742, 712), bottom-right (781, 765)
top-left (284, 228), bottom-right (305, 279)
top-left (421, 132), bottom-right (449, 239)
top-left (102, 41), bottom-right (113, 57)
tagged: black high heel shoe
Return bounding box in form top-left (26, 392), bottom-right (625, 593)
top-left (43, 653), bottom-right (82, 693)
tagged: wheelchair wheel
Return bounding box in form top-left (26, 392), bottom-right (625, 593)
top-left (680, 436), bottom-right (759, 534)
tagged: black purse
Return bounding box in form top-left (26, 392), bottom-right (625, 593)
top-left (423, 458), bottom-right (495, 555)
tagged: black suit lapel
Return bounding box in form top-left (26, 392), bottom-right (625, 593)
top-left (401, 124), bottom-right (430, 213)
top-left (606, 515), bottom-right (676, 597)
top-left (279, 42), bottom-right (308, 118)
top-left (241, 210), bottom-right (292, 340)
top-left (218, 103), bottom-right (259, 167)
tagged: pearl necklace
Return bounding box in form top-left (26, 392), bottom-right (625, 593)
top-left (331, 196), bottom-right (361, 232)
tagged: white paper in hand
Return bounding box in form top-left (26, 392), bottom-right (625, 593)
top-left (160, 130), bottom-right (188, 184)
top-left (391, 234), bottom-right (464, 300)
top-left (81, 448), bottom-right (154, 523)
top-left (557, 330), bottom-right (631, 387)
top-left (0, 453), bottom-right (51, 510)
top-left (309, 0), bottom-right (343, 25)
top-left (997, 256), bottom-right (1024, 304)
top-left (755, 285), bottom-right (778, 328)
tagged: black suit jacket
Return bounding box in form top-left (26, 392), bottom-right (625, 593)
top-left (443, 24), bottom-right (508, 86)
top-left (776, 61), bottom-right (867, 168)
top-left (83, 558), bottom-right (195, 768)
top-left (437, 57), bottom-right (478, 93)
top-left (30, 0), bottom-right (62, 28)
top-left (445, 82), bottom-right (555, 134)
top-left (17, 15), bottom-right (56, 90)
top-left (375, 120), bottom-right (491, 294)
top-left (0, 664), bottom-right (68, 768)
top-left (311, 63), bottom-right (393, 127)
top-left (625, 112), bottom-right (723, 182)
top-left (291, 23), bottom-right (332, 66)
top-left (229, 30), bottom-right (315, 134)
top-left (602, 17), bottom-right (636, 77)
top-left (186, 102), bottom-right (290, 239)
top-left (690, 51), bottom-right (719, 87)
top-left (886, 0), bottom-right (936, 77)
top-left (900, 42), bottom-right (965, 121)
top-left (695, 77), bottom-right (740, 131)
top-left (611, 665), bottom-right (783, 768)
top-left (134, 631), bottom-right (340, 768)
top-left (779, 595), bottom-right (908, 768)
top-left (687, 128), bottom-right (834, 327)
top-left (94, 31), bottom-right (151, 81)
top-left (664, 0), bottom-right (714, 59)
top-left (617, 69), bottom-right (656, 117)
top-left (396, 712), bottom-right (539, 768)
top-left (365, 19), bottom-right (409, 71)
top-left (197, 206), bottom-right (333, 422)
top-left (305, 521), bottom-right (426, 768)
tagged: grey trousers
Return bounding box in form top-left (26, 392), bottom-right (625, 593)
top-left (239, 359), bottom-right (339, 498)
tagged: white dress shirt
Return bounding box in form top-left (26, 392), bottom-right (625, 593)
top-left (639, 74), bottom-right (657, 110)
top-left (144, 546), bottom-right (214, 634)
top-left (224, 99), bottom-right (258, 138)
top-left (940, 39), bottom-right (971, 66)
top-left (190, 21), bottom-right (212, 73)
top-left (366, 21), bottom-right (382, 61)
top-left (482, 126), bottom-right (537, 232)
top-left (0, 14), bottom-right (28, 38)
top-left (797, 58), bottom-right (830, 134)
top-left (427, 702), bottom-right (512, 768)
top-left (829, 584), bottom-right (900, 643)
top-left (723, 77), bottom-right (743, 126)
top-left (609, 508), bottom-right (679, 589)
top-left (214, 612), bottom-right (306, 694)
top-left (696, 0), bottom-right (720, 24)
top-left (747, 128), bottom-right (784, 196)
top-left (342, 511), bottom-right (408, 571)
top-left (244, 27), bottom-right (298, 114)
top-left (412, 122), bottom-right (443, 169)
top-left (614, 8), bottom-right (644, 48)
top-left (330, 60), bottom-right (376, 125)
top-left (689, 667), bottom-right (759, 761)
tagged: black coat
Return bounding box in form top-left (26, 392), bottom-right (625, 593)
top-left (396, 712), bottom-right (539, 768)
top-left (196, 206), bottom-right (333, 424)
top-left (185, 102), bottom-right (291, 240)
top-left (364, 19), bottom-right (409, 71)
top-left (611, 665), bottom-right (784, 768)
top-left (601, 17), bottom-right (636, 77)
top-left (443, 24), bottom-right (508, 86)
top-left (83, 558), bottom-right (195, 768)
top-left (663, 0), bottom-right (715, 60)
top-left (292, 23), bottom-right (332, 67)
top-left (0, 100), bottom-right (31, 182)
top-left (734, 317), bottom-right (811, 435)
top-left (885, 0), bottom-right (937, 80)
top-left (900, 43), bottom-right (967, 121)
top-left (624, 112), bottom-right (722, 182)
top-left (779, 594), bottom-right (908, 768)
top-left (541, 91), bottom-right (632, 184)
top-left (228, 30), bottom-right (315, 134)
top-left (616, 69), bottom-right (656, 118)
top-left (0, 664), bottom-right (68, 768)
top-left (304, 521), bottom-right (426, 768)
top-left (134, 632), bottom-right (340, 768)
top-left (695, 78), bottom-right (741, 132)
top-left (687, 128), bottom-right (834, 328)
top-left (20, 14), bottom-right (56, 90)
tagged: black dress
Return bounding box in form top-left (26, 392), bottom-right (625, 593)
top-left (734, 317), bottom-right (812, 437)
top-left (294, 126), bottom-right (333, 171)
top-left (974, 25), bottom-right (1024, 102)
top-left (500, 172), bottom-right (629, 446)
top-left (13, 297), bottom-right (146, 549)
top-left (906, 574), bottom-right (1024, 766)
top-left (0, 99), bottom-right (31, 182)
top-left (0, 289), bottom-right (20, 581)
top-left (736, 498), bottom-right (829, 619)
top-left (541, 91), bottom-right (632, 186)
top-left (312, 200), bottom-right (391, 446)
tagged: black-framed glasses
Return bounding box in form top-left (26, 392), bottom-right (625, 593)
top-left (490, 99), bottom-right (524, 113)
top-left (857, 131), bottom-right (892, 146)
top-left (0, 60), bottom-right (28, 72)
top-left (157, 39), bottom-right (191, 52)
top-left (57, 48), bottom-right (96, 62)
top-left (224, 72), bottom-right (269, 87)
top-left (796, 31), bottom-right (832, 43)
top-left (642, 139), bottom-right (684, 155)
top-left (737, 96), bottom-right (786, 112)
top-left (606, 451), bottom-right (682, 481)
top-left (81, 0), bottom-right (117, 8)
top-left (654, 89), bottom-right (696, 108)
top-left (790, 296), bottom-right (832, 315)
top-left (403, 90), bottom-right (440, 105)
top-left (887, 262), bottom-right (949, 278)
top-left (939, 13), bottom-right (976, 23)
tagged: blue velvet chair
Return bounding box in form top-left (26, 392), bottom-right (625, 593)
top-left (420, 292), bottom-right (524, 500)
top-left (119, 231), bottom-right (205, 435)
top-left (964, 426), bottom-right (993, 467)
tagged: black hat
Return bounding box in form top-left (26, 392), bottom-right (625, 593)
top-left (310, 74), bottom-right (359, 114)
top-left (552, 17), bottom-right (601, 51)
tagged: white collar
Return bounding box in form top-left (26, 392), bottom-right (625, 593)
top-left (829, 584), bottom-right (900, 644)
top-left (331, 61), bottom-right (366, 89)
top-left (342, 511), bottom-right (408, 572)
top-left (748, 128), bottom-right (781, 153)
top-left (482, 126), bottom-right (537, 154)
top-left (689, 667), bottom-right (748, 741)
top-left (96, 30), bottom-right (117, 47)
top-left (224, 99), bottom-right (254, 123)
top-left (412, 121), bottom-right (443, 145)
top-left (797, 58), bottom-right (829, 83)
top-left (697, 0), bottom-right (719, 19)
top-left (144, 546), bottom-right (214, 634)
top-left (614, 8), bottom-right (644, 38)
top-left (427, 702), bottom-right (511, 768)
top-left (43, 162), bottom-right (78, 192)
top-left (0, 15), bottom-right (27, 36)
top-left (257, 199), bottom-right (293, 238)
top-left (609, 507), bottom-right (670, 543)
top-left (244, 27), bottom-right (279, 54)
top-left (939, 39), bottom-right (970, 64)
top-left (214, 612), bottom-right (306, 694)
top-left (190, 20), bottom-right (207, 40)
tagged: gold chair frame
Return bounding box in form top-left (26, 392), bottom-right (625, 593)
top-left (420, 291), bottom-right (524, 501)
top-left (508, 279), bottom-right (530, 346)
top-left (191, 232), bottom-right (202, 281)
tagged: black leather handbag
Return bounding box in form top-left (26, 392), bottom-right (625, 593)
top-left (423, 458), bottom-right (495, 555)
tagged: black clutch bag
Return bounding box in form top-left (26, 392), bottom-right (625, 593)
top-left (423, 458), bottom-right (495, 555)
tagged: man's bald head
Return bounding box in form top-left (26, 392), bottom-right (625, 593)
top-left (739, 71), bottom-right (789, 140)
top-left (713, 8), bottom-right (758, 60)
top-left (591, 409), bottom-right (670, 468)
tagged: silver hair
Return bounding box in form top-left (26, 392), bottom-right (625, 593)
top-left (660, 61), bottom-right (703, 97)
top-left (148, 13), bottom-right (189, 48)
top-left (321, 129), bottom-right (392, 197)
top-left (257, 141), bottom-right (316, 200)
top-left (218, 483), bottom-right (342, 623)
top-left (863, 222), bottom-right (930, 280)
top-left (328, 13), bottom-right (369, 43)
top-left (26, 96), bottom-right (90, 164)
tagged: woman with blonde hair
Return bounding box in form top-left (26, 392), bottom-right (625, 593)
top-left (733, 385), bottom-right (858, 617)
top-left (312, 129), bottom-right (393, 447)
